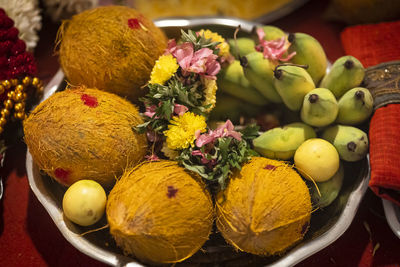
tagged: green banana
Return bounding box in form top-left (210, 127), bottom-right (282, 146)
top-left (273, 65), bottom-right (315, 111)
top-left (253, 122), bottom-right (316, 160)
top-left (320, 55), bottom-right (365, 98)
top-left (228, 38), bottom-right (256, 59)
top-left (255, 25), bottom-right (286, 41)
top-left (322, 125), bottom-right (369, 162)
top-left (240, 51), bottom-right (283, 103)
top-left (217, 60), bottom-right (269, 106)
top-left (228, 25), bottom-right (285, 60)
top-left (311, 162), bottom-right (344, 208)
top-left (300, 88), bottom-right (338, 127)
top-left (287, 32), bottom-right (328, 85)
top-left (337, 87), bottom-right (374, 125)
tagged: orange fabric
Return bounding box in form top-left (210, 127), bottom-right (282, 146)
top-left (341, 21), bottom-right (400, 68)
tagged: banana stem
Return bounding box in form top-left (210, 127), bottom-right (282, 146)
top-left (233, 25), bottom-right (241, 59)
top-left (273, 63), bottom-right (309, 80)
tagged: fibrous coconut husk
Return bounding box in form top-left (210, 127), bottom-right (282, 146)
top-left (23, 87), bottom-right (147, 187)
top-left (57, 6), bottom-right (167, 102)
top-left (216, 157), bottom-right (311, 256)
top-left (106, 160), bottom-right (214, 264)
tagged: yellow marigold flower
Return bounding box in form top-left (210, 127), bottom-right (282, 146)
top-left (198, 29), bottom-right (230, 57)
top-left (202, 77), bottom-right (218, 113)
top-left (164, 112), bottom-right (207, 150)
top-left (149, 54), bottom-right (179, 85)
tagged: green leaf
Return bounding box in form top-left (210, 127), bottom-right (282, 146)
top-left (160, 100), bottom-right (173, 120)
top-left (181, 161), bottom-right (209, 179)
top-left (239, 124), bottom-right (260, 141)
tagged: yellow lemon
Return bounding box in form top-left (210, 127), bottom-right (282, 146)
top-left (294, 138), bottom-right (339, 182)
top-left (63, 180), bottom-right (107, 226)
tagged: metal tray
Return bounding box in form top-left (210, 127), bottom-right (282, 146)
top-left (26, 18), bottom-right (370, 266)
top-left (383, 199), bottom-right (400, 239)
top-left (130, 0), bottom-right (310, 24)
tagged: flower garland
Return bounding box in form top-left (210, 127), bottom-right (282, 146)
top-left (0, 8), bottom-right (43, 200)
top-left (0, 0), bottom-right (42, 51)
top-left (0, 9), bottom-right (42, 133)
top-left (137, 29), bottom-right (258, 189)
top-left (136, 29), bottom-right (228, 137)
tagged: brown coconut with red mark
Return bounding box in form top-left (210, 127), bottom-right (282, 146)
top-left (23, 87), bottom-right (147, 187)
top-left (57, 5), bottom-right (167, 102)
top-left (107, 160), bottom-right (214, 264)
top-left (216, 157), bottom-right (312, 256)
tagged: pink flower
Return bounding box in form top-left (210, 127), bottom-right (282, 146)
top-left (192, 150), bottom-right (217, 168)
top-left (195, 120), bottom-right (242, 147)
top-left (165, 39), bottom-right (177, 55)
top-left (165, 40), bottom-right (221, 79)
top-left (144, 105), bottom-right (157, 118)
top-left (174, 42), bottom-right (194, 70)
top-left (145, 154), bottom-right (160, 161)
top-left (173, 104), bottom-right (188, 116)
top-left (188, 48), bottom-right (221, 78)
top-left (255, 28), bottom-right (296, 62)
top-left (195, 134), bottom-right (216, 147)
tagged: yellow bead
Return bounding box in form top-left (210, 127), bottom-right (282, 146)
top-left (22, 76), bottom-right (31, 86)
top-left (2, 80), bottom-right (11, 89)
top-left (13, 92), bottom-right (22, 101)
top-left (13, 92), bottom-right (27, 102)
top-left (0, 126), bottom-right (4, 134)
top-left (0, 117), bottom-right (6, 126)
top-left (15, 85), bottom-right (24, 92)
top-left (0, 85), bottom-right (4, 95)
top-left (14, 102), bottom-right (25, 112)
top-left (7, 91), bottom-right (15, 99)
top-left (37, 80), bottom-right (43, 89)
top-left (32, 77), bottom-right (40, 87)
top-left (37, 86), bottom-right (44, 93)
top-left (1, 109), bottom-right (10, 117)
top-left (14, 112), bottom-right (25, 120)
top-left (3, 99), bottom-right (13, 109)
top-left (10, 79), bottom-right (18, 87)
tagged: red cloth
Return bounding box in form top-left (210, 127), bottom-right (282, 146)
top-left (341, 20), bottom-right (400, 206)
top-left (369, 105), bottom-right (400, 206)
top-left (341, 21), bottom-right (400, 69)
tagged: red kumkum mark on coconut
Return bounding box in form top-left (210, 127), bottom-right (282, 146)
top-left (128, 18), bottom-right (140, 29)
top-left (54, 168), bottom-right (71, 184)
top-left (81, 94), bottom-right (98, 108)
top-left (167, 186), bottom-right (178, 198)
top-left (264, 164), bottom-right (276, 170)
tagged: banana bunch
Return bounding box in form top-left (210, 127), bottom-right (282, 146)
top-left (216, 25), bottom-right (374, 208)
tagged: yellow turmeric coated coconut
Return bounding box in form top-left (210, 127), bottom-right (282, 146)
top-left (107, 161), bottom-right (214, 264)
top-left (57, 6), bottom-right (167, 101)
top-left (216, 157), bottom-right (311, 255)
top-left (23, 87), bottom-right (147, 187)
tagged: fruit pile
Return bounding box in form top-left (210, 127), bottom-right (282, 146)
top-left (23, 6), bottom-right (372, 266)
top-left (218, 25), bottom-right (371, 208)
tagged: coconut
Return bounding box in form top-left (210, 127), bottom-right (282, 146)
top-left (216, 157), bottom-right (311, 256)
top-left (106, 160), bottom-right (214, 264)
top-left (57, 6), bottom-right (167, 102)
top-left (23, 87), bottom-right (147, 187)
